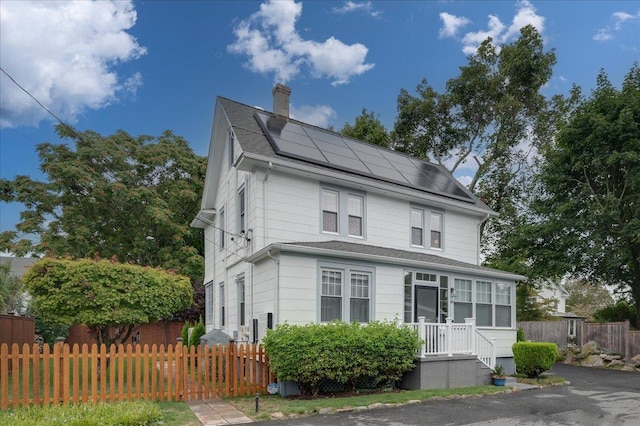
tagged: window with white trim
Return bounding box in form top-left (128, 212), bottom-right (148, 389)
top-left (219, 208), bottom-right (225, 250)
top-left (219, 283), bottom-right (225, 327)
top-left (476, 280), bottom-right (492, 326)
top-left (205, 281), bottom-right (214, 326)
top-left (228, 127), bottom-right (235, 167)
top-left (411, 206), bottom-right (443, 249)
top-left (321, 186), bottom-right (365, 238)
top-left (319, 263), bottom-right (373, 322)
top-left (237, 275), bottom-right (245, 326)
top-left (238, 186), bottom-right (246, 234)
top-left (495, 283), bottom-right (511, 327)
top-left (452, 278), bottom-right (472, 323)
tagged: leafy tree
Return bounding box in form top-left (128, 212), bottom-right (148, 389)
top-left (593, 301), bottom-right (638, 328)
top-left (0, 260), bottom-right (25, 314)
top-left (516, 283), bottom-right (553, 321)
top-left (340, 108), bottom-right (389, 147)
top-left (392, 25), bottom-right (558, 254)
top-left (564, 278), bottom-right (613, 320)
top-left (527, 64), bottom-right (640, 327)
top-left (23, 257), bottom-right (193, 346)
top-left (0, 125), bottom-right (206, 320)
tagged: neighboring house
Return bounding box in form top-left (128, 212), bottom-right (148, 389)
top-left (537, 281), bottom-right (571, 316)
top-left (0, 256), bottom-right (38, 315)
top-left (192, 84), bottom-right (525, 386)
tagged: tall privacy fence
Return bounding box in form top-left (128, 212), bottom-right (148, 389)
top-left (517, 320), bottom-right (640, 358)
top-left (0, 315), bottom-right (35, 348)
top-left (0, 342), bottom-right (271, 410)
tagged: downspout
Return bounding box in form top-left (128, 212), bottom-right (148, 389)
top-left (266, 249), bottom-right (279, 327)
top-left (477, 213), bottom-right (491, 265)
top-left (263, 162), bottom-right (272, 248)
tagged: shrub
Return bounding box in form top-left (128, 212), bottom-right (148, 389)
top-left (180, 320), bottom-right (192, 347)
top-left (189, 316), bottom-right (206, 347)
top-left (0, 401), bottom-right (161, 426)
top-left (263, 321), bottom-right (421, 396)
top-left (516, 327), bottom-right (526, 342)
top-left (512, 342), bottom-right (557, 378)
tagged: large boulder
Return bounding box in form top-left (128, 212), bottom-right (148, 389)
top-left (580, 341), bottom-right (601, 358)
top-left (631, 354), bottom-right (640, 367)
top-left (581, 354), bottom-right (605, 367)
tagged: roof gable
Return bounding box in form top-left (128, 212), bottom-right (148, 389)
top-left (216, 96), bottom-right (492, 213)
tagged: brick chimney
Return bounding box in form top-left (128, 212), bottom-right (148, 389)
top-left (272, 83), bottom-right (291, 119)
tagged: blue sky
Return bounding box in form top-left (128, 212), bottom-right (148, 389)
top-left (1, 0), bottom-right (639, 238)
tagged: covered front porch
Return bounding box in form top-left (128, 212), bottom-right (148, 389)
top-left (401, 316), bottom-right (496, 369)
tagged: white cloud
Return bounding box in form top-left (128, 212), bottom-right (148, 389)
top-left (439, 13), bottom-right (471, 39)
top-left (594, 9), bottom-right (639, 42)
top-left (228, 0), bottom-right (374, 86)
top-left (455, 175), bottom-right (473, 187)
top-left (593, 29), bottom-right (613, 42)
top-left (332, 1), bottom-right (381, 18)
top-left (290, 104), bottom-right (337, 128)
top-left (0, 0), bottom-right (146, 128)
top-left (448, 0), bottom-right (544, 55)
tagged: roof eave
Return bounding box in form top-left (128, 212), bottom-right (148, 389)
top-left (247, 243), bottom-right (526, 281)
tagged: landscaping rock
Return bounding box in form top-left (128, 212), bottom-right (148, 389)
top-left (318, 408), bottom-right (332, 415)
top-left (631, 354), bottom-right (640, 367)
top-left (581, 354), bottom-right (605, 367)
top-left (271, 412), bottom-right (285, 420)
top-left (368, 403), bottom-right (383, 409)
top-left (607, 359), bottom-right (625, 367)
top-left (580, 341), bottom-right (600, 358)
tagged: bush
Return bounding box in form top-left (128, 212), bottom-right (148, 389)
top-left (0, 401), bottom-right (161, 426)
top-left (189, 316), bottom-right (206, 347)
top-left (516, 327), bottom-right (526, 342)
top-left (180, 320), bottom-right (192, 347)
top-left (263, 321), bottom-right (421, 396)
top-left (512, 342), bottom-right (557, 378)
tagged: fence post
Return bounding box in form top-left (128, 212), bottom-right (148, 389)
top-left (446, 318), bottom-right (453, 357)
top-left (418, 316), bottom-right (426, 358)
top-left (465, 318), bottom-right (476, 355)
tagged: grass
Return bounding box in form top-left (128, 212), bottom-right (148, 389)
top-left (0, 401), bottom-right (199, 426)
top-left (227, 385), bottom-right (508, 421)
top-left (515, 373), bottom-right (567, 386)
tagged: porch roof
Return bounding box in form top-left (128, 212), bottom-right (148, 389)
top-left (247, 240), bottom-right (526, 282)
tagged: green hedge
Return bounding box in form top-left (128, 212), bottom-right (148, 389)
top-left (512, 342), bottom-right (557, 378)
top-left (263, 321), bottom-right (421, 396)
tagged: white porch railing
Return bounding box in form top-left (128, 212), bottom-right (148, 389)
top-left (399, 317), bottom-right (495, 368)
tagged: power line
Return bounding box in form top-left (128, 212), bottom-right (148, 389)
top-left (0, 67), bottom-right (68, 128)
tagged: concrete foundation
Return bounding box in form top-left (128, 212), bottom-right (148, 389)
top-left (401, 355), bottom-right (492, 390)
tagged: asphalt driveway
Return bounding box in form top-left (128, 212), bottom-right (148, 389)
top-left (254, 364), bottom-right (640, 425)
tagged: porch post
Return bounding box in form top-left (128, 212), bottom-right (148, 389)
top-left (465, 318), bottom-right (476, 355)
top-left (446, 318), bottom-right (453, 357)
top-left (418, 316), bottom-right (426, 358)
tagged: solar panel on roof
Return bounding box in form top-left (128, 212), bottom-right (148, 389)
top-left (254, 111), bottom-right (474, 203)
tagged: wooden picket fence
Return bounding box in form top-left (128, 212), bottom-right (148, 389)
top-left (0, 342), bottom-right (271, 409)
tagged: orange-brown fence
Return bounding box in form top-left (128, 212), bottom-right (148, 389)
top-left (0, 342), bottom-right (270, 410)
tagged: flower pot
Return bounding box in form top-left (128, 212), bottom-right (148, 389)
top-left (492, 377), bottom-right (507, 386)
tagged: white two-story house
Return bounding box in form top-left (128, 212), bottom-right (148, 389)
top-left (192, 84), bottom-right (525, 387)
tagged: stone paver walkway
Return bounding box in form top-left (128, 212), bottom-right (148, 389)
top-left (186, 398), bottom-right (253, 425)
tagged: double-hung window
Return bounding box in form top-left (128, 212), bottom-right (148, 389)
top-left (321, 186), bottom-right (365, 238)
top-left (205, 281), bottom-right (214, 326)
top-left (452, 278), bottom-right (472, 323)
top-left (238, 186), bottom-right (246, 234)
top-left (495, 283), bottom-right (512, 327)
top-left (320, 263), bottom-right (373, 323)
top-left (411, 206), bottom-right (443, 249)
top-left (237, 275), bottom-right (245, 326)
top-left (219, 283), bottom-right (225, 327)
top-left (228, 127), bottom-right (235, 167)
top-left (476, 280), bottom-right (493, 326)
top-left (219, 208), bottom-right (225, 250)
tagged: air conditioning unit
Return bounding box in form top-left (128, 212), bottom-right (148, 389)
top-left (239, 325), bottom-right (250, 341)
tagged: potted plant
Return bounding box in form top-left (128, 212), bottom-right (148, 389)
top-left (491, 364), bottom-right (507, 386)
